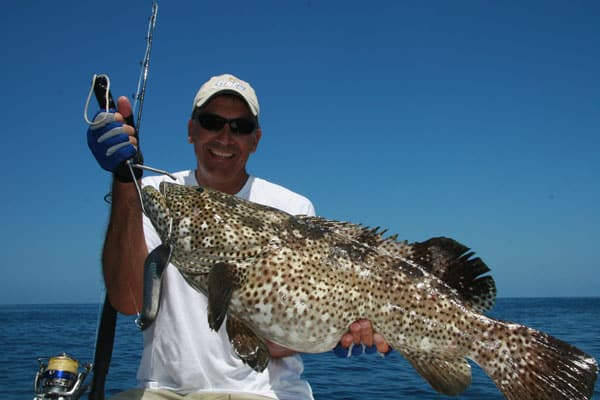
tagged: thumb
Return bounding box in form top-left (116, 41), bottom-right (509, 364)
top-left (117, 96), bottom-right (133, 119)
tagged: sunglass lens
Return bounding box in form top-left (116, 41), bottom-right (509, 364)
top-left (197, 113), bottom-right (255, 135)
top-left (230, 119), bottom-right (256, 134)
top-left (198, 114), bottom-right (225, 131)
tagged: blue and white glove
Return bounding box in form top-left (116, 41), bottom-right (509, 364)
top-left (333, 342), bottom-right (393, 358)
top-left (87, 110), bottom-right (143, 182)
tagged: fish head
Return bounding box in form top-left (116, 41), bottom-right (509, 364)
top-left (141, 182), bottom-right (279, 273)
top-left (141, 182), bottom-right (212, 244)
top-left (141, 183), bottom-right (173, 244)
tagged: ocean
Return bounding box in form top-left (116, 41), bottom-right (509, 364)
top-left (2, 297), bottom-right (598, 399)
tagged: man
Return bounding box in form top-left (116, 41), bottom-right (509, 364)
top-left (88, 74), bottom-right (389, 400)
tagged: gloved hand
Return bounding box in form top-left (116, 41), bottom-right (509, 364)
top-left (87, 110), bottom-right (143, 182)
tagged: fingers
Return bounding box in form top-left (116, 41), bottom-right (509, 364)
top-left (350, 321), bottom-right (361, 345)
top-left (359, 319), bottom-right (374, 347)
top-left (374, 333), bottom-right (390, 354)
top-left (87, 116), bottom-right (137, 173)
top-left (340, 330), bottom-right (353, 348)
top-left (342, 321), bottom-right (365, 347)
top-left (347, 319), bottom-right (374, 346)
top-left (117, 96), bottom-right (133, 118)
top-left (87, 95), bottom-right (144, 182)
top-left (115, 96), bottom-right (136, 145)
top-left (341, 319), bottom-right (390, 353)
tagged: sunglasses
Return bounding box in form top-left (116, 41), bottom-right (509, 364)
top-left (194, 113), bottom-right (257, 135)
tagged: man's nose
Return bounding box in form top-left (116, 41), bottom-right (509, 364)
top-left (213, 124), bottom-right (236, 143)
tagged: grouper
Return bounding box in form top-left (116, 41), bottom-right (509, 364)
top-left (140, 181), bottom-right (598, 400)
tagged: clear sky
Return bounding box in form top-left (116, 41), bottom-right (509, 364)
top-left (1, 1), bottom-right (598, 304)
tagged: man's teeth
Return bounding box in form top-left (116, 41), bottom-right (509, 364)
top-left (211, 149), bottom-right (234, 158)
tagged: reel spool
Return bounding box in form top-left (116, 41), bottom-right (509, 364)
top-left (34, 353), bottom-right (92, 400)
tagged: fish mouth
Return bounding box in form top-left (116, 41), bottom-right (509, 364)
top-left (141, 184), bottom-right (174, 244)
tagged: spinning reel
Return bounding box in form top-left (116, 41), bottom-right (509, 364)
top-left (34, 353), bottom-right (92, 400)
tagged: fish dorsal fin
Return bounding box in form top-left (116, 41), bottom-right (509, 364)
top-left (401, 350), bottom-right (472, 396)
top-left (296, 216), bottom-right (413, 255)
top-left (375, 235), bottom-right (413, 258)
top-left (226, 315), bottom-right (270, 372)
top-left (295, 217), bottom-right (373, 241)
top-left (296, 219), bottom-right (495, 312)
top-left (410, 237), bottom-right (496, 313)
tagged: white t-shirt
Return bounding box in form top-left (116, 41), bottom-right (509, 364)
top-left (137, 170), bottom-right (316, 400)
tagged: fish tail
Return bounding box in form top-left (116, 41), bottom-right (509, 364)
top-left (474, 321), bottom-right (598, 400)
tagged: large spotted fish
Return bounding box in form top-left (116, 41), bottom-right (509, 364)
top-left (140, 182), bottom-right (597, 400)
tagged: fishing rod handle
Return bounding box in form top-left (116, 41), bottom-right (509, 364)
top-left (93, 75), bottom-right (136, 128)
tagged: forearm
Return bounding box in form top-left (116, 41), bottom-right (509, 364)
top-left (102, 179), bottom-right (148, 315)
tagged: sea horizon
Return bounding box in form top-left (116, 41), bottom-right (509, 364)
top-left (3, 294), bottom-right (599, 307)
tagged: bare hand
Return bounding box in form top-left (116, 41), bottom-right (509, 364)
top-left (116, 96), bottom-right (138, 147)
top-left (340, 319), bottom-right (390, 354)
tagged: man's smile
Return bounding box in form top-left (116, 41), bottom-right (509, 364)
top-left (209, 148), bottom-right (235, 159)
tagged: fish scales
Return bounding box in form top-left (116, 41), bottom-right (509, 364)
top-left (141, 182), bottom-right (598, 400)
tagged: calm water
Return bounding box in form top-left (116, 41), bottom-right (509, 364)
top-left (1, 298), bottom-right (598, 399)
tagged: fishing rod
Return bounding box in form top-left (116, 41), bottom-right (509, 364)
top-left (88, 4), bottom-right (160, 400)
top-left (133, 0), bottom-right (158, 134)
top-left (34, 4), bottom-right (160, 400)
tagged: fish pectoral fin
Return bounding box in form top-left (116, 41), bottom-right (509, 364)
top-left (226, 315), bottom-right (270, 372)
top-left (207, 262), bottom-right (239, 332)
top-left (137, 244), bottom-right (172, 330)
top-left (403, 351), bottom-right (472, 396)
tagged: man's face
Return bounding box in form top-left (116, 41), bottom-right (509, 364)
top-left (188, 95), bottom-right (261, 193)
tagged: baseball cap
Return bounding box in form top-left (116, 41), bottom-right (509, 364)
top-left (192, 74), bottom-right (260, 117)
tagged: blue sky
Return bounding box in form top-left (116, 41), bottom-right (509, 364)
top-left (0, 1), bottom-right (598, 304)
